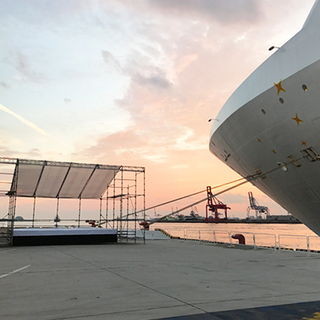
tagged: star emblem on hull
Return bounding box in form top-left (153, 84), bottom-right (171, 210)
top-left (274, 80), bottom-right (286, 95)
top-left (301, 140), bottom-right (307, 146)
top-left (292, 113), bottom-right (303, 126)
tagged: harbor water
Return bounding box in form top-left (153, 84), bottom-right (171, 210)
top-left (151, 222), bottom-right (320, 251)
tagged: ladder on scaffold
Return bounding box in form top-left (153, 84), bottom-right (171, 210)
top-left (0, 226), bottom-right (7, 246)
top-left (2, 195), bottom-right (16, 246)
top-left (117, 229), bottom-right (137, 242)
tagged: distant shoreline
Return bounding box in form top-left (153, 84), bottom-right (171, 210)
top-left (155, 220), bottom-right (302, 224)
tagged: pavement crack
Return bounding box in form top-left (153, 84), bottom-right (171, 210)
top-left (51, 247), bottom-right (206, 314)
top-left (103, 267), bottom-right (207, 313)
top-left (53, 304), bottom-right (191, 320)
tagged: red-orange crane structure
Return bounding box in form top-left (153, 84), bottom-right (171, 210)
top-left (205, 186), bottom-right (230, 222)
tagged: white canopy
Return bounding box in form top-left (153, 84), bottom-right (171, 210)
top-left (9, 159), bottom-right (120, 199)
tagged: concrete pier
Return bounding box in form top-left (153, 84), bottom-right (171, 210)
top-left (1, 238), bottom-right (320, 319)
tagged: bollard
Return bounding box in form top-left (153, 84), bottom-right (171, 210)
top-left (232, 233), bottom-right (245, 245)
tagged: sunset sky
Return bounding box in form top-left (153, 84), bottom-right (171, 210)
top-left (0, 0), bottom-right (316, 220)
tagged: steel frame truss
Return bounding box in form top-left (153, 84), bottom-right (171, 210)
top-left (0, 157), bottom-right (146, 246)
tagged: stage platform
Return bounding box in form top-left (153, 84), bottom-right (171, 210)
top-left (12, 228), bottom-right (117, 246)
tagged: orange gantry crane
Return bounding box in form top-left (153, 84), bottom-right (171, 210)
top-left (205, 186), bottom-right (230, 222)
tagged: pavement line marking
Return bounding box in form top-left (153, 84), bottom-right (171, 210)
top-left (0, 265), bottom-right (31, 279)
top-left (0, 249), bottom-right (16, 254)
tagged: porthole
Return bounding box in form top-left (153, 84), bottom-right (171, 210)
top-left (302, 84), bottom-right (308, 91)
top-left (279, 97), bottom-right (284, 104)
top-left (261, 109), bottom-right (266, 114)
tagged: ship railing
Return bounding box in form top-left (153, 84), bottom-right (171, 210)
top-left (185, 229), bottom-right (200, 241)
top-left (198, 230), bottom-right (213, 242)
top-left (193, 230), bottom-right (278, 249)
top-left (212, 230), bottom-right (231, 243)
top-left (184, 229), bottom-right (231, 243)
top-left (278, 234), bottom-right (309, 252)
top-left (307, 236), bottom-right (320, 252)
top-left (155, 227), bottom-right (320, 253)
top-left (253, 232), bottom-right (277, 250)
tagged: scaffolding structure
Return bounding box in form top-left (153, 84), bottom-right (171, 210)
top-left (0, 157), bottom-right (145, 246)
top-left (104, 166), bottom-right (145, 242)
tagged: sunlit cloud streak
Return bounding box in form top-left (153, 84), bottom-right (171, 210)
top-left (147, 0), bottom-right (263, 24)
top-left (0, 104), bottom-right (50, 137)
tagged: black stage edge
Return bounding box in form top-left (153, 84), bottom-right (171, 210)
top-left (13, 234), bottom-right (117, 246)
top-left (12, 228), bottom-right (117, 246)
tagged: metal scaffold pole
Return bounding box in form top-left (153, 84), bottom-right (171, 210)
top-left (126, 185), bottom-right (129, 243)
top-left (99, 197), bottom-right (102, 225)
top-left (106, 189), bottom-right (108, 227)
top-left (7, 194), bottom-right (16, 246)
top-left (55, 198), bottom-right (60, 228)
top-left (32, 197), bottom-right (36, 228)
top-left (6, 159), bottom-right (18, 246)
top-left (119, 169), bottom-right (123, 241)
top-left (135, 172), bottom-right (137, 243)
top-left (144, 170), bottom-right (146, 243)
top-left (112, 179), bottom-right (115, 229)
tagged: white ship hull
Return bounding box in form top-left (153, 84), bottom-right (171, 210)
top-left (210, 1), bottom-right (320, 235)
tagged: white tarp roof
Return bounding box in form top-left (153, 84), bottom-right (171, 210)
top-left (9, 159), bottom-right (120, 199)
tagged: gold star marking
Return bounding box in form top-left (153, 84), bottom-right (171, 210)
top-left (301, 140), bottom-right (307, 146)
top-left (274, 80), bottom-right (286, 95)
top-left (257, 138), bottom-right (262, 143)
top-left (292, 113), bottom-right (303, 126)
top-left (301, 311), bottom-right (320, 320)
top-left (272, 149), bottom-right (277, 154)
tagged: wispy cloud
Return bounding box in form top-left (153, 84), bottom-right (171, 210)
top-left (147, 0), bottom-right (263, 25)
top-left (0, 104), bottom-right (50, 137)
top-left (133, 73), bottom-right (172, 89)
top-left (15, 51), bottom-right (46, 82)
top-left (0, 81), bottom-right (10, 88)
top-left (102, 50), bottom-right (122, 72)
